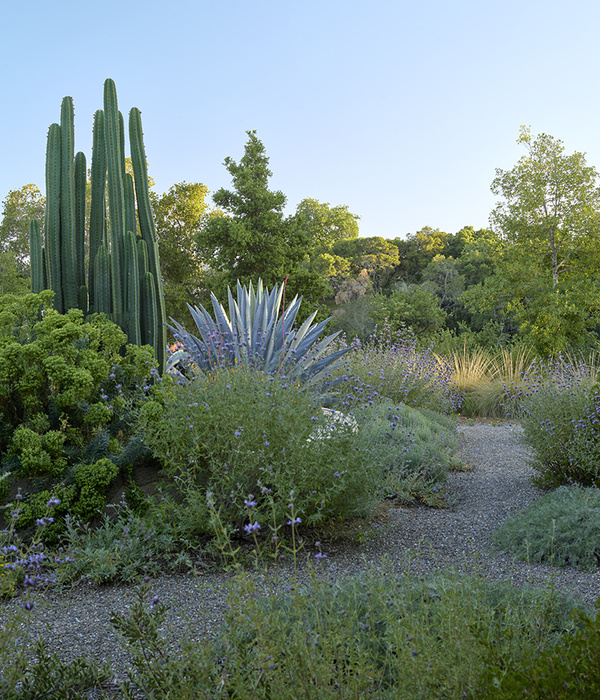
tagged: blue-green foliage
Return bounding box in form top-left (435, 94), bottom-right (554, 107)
top-left (493, 485), bottom-right (600, 571)
top-left (168, 279), bottom-right (350, 395)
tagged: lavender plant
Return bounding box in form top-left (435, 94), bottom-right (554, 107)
top-left (516, 356), bottom-right (600, 488)
top-left (332, 322), bottom-right (462, 414)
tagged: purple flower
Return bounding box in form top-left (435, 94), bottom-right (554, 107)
top-left (22, 600), bottom-right (36, 611)
top-left (287, 517), bottom-right (301, 526)
top-left (315, 552), bottom-right (327, 559)
top-left (244, 521), bottom-right (261, 533)
top-left (46, 497), bottom-right (60, 508)
top-left (234, 427), bottom-right (243, 437)
top-left (244, 495), bottom-right (257, 508)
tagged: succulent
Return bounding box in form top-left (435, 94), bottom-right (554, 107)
top-left (167, 279), bottom-right (351, 394)
top-left (30, 79), bottom-right (166, 372)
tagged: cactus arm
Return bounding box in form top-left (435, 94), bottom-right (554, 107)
top-left (44, 122), bottom-right (63, 312)
top-left (59, 96), bottom-right (78, 311)
top-left (94, 244), bottom-right (112, 316)
top-left (129, 106), bottom-right (166, 371)
top-left (89, 109), bottom-right (107, 314)
top-left (103, 79), bottom-right (125, 329)
top-left (74, 151), bottom-right (87, 294)
top-left (125, 230), bottom-right (141, 346)
top-left (30, 220), bottom-right (44, 294)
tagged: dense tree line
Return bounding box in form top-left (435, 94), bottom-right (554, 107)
top-left (3, 127), bottom-right (600, 355)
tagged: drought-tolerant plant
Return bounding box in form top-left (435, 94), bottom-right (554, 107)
top-left (333, 322), bottom-right (461, 414)
top-left (353, 399), bottom-right (459, 506)
top-left (0, 291), bottom-right (157, 539)
top-left (30, 79), bottom-right (167, 371)
top-left (106, 565), bottom-right (588, 699)
top-left (168, 279), bottom-right (350, 399)
top-left (136, 365), bottom-right (379, 537)
top-left (443, 344), bottom-right (535, 418)
top-left (493, 485), bottom-right (600, 571)
top-left (480, 601), bottom-right (600, 698)
top-left (517, 358), bottom-right (600, 488)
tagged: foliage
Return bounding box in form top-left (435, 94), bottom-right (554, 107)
top-left (463, 127), bottom-right (600, 355)
top-left (152, 181), bottom-right (210, 327)
top-left (353, 399), bottom-right (458, 506)
top-left (136, 366), bottom-right (379, 535)
top-left (0, 184), bottom-right (45, 276)
top-left (105, 567), bottom-right (586, 699)
top-left (0, 291), bottom-right (157, 537)
top-left (370, 285), bottom-right (447, 335)
top-left (480, 602), bottom-right (600, 698)
top-left (335, 323), bottom-right (461, 414)
top-left (197, 131), bottom-right (324, 305)
top-left (493, 485), bottom-right (600, 571)
top-left (168, 279), bottom-right (350, 397)
top-left (330, 236), bottom-right (399, 293)
top-left (295, 197), bottom-right (360, 248)
top-left (55, 502), bottom-right (199, 586)
top-left (517, 358), bottom-right (600, 488)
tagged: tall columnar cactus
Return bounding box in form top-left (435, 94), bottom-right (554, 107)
top-left (30, 79), bottom-right (166, 372)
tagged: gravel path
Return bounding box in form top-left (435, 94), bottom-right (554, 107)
top-left (3, 421), bottom-right (600, 692)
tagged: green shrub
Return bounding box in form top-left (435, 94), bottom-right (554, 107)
top-left (136, 366), bottom-right (380, 536)
top-left (519, 361), bottom-right (600, 488)
top-left (108, 569), bottom-right (587, 699)
top-left (480, 602), bottom-right (600, 698)
top-left (493, 485), bottom-right (600, 571)
top-left (353, 399), bottom-right (458, 506)
top-left (0, 291), bottom-right (157, 535)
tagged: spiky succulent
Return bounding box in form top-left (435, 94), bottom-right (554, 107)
top-left (167, 280), bottom-right (351, 396)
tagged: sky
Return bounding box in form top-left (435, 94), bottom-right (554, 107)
top-left (2, 0), bottom-right (600, 240)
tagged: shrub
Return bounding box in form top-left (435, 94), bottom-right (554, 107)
top-left (518, 358), bottom-right (600, 488)
top-left (136, 366), bottom-right (380, 536)
top-left (108, 568), bottom-right (587, 699)
top-left (493, 485), bottom-right (600, 571)
top-left (353, 399), bottom-right (458, 506)
top-left (333, 322), bottom-right (461, 414)
top-left (0, 291), bottom-right (157, 537)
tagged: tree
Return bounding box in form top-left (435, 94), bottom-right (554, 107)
top-left (295, 198), bottom-right (360, 249)
top-left (152, 182), bottom-right (210, 325)
top-left (196, 131), bottom-right (310, 296)
top-left (0, 184), bottom-right (45, 275)
top-left (463, 128), bottom-right (600, 354)
top-left (330, 237), bottom-right (399, 293)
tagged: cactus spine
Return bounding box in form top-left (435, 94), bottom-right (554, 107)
top-left (31, 79), bottom-right (166, 371)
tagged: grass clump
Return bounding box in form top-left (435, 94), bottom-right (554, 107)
top-left (493, 485), bottom-right (600, 571)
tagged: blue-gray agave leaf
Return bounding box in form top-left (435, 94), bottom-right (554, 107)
top-left (166, 279), bottom-right (351, 394)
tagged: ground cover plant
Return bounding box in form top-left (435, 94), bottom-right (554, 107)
top-left (353, 399), bottom-right (459, 506)
top-left (493, 485), bottom-right (600, 571)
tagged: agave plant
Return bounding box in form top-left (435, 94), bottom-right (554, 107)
top-left (167, 280), bottom-right (351, 394)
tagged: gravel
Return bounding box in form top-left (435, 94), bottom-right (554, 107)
top-left (3, 420), bottom-right (600, 692)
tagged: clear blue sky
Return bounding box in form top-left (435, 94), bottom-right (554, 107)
top-left (2, 0), bottom-right (599, 239)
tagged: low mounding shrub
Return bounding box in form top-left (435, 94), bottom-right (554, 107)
top-left (106, 569), bottom-right (587, 699)
top-left (136, 366), bottom-right (380, 535)
top-left (353, 399), bottom-right (458, 506)
top-left (480, 602), bottom-right (600, 698)
top-left (0, 291), bottom-right (157, 540)
top-left (333, 322), bottom-right (462, 414)
top-left (518, 358), bottom-right (600, 488)
top-left (493, 485), bottom-right (600, 571)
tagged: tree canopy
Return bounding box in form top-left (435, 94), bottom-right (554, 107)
top-left (462, 127), bottom-right (600, 354)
